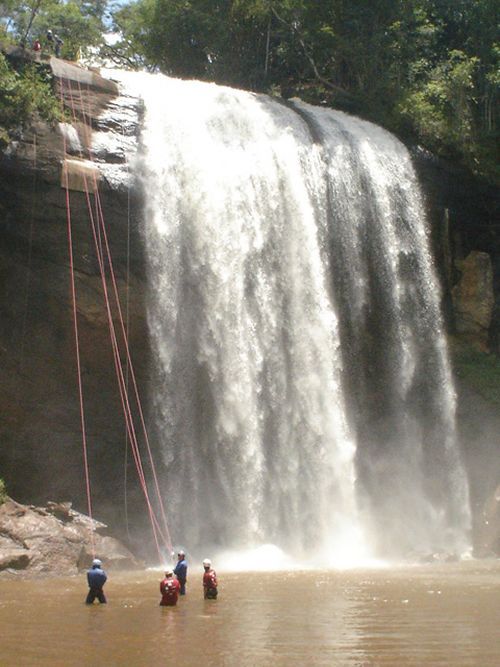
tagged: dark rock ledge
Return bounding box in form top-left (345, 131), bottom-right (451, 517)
top-left (0, 498), bottom-right (142, 578)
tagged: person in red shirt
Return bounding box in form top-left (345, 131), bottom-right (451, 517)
top-left (202, 558), bottom-right (218, 599)
top-left (32, 39), bottom-right (41, 61)
top-left (160, 568), bottom-right (181, 606)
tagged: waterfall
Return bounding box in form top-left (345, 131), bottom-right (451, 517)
top-left (111, 72), bottom-right (470, 563)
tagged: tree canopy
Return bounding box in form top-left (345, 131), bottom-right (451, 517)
top-left (108, 0), bottom-right (498, 183)
top-left (1, 1), bottom-right (107, 60)
top-left (0, 1), bottom-right (497, 182)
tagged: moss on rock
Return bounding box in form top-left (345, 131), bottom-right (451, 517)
top-left (451, 338), bottom-right (500, 406)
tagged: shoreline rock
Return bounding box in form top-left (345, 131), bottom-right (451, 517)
top-left (0, 498), bottom-right (142, 578)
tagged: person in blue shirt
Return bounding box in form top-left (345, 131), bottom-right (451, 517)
top-left (85, 558), bottom-right (107, 604)
top-left (173, 550), bottom-right (188, 595)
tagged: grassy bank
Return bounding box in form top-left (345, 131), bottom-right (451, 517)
top-left (451, 340), bottom-right (500, 406)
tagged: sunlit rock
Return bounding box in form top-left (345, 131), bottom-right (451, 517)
top-left (0, 499), bottom-right (141, 576)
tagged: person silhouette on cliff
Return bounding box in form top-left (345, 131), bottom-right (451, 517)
top-left (85, 558), bottom-right (107, 604)
top-left (54, 34), bottom-right (63, 57)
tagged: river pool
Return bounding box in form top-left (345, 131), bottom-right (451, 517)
top-left (0, 560), bottom-right (498, 666)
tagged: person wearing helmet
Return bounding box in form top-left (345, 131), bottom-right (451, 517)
top-left (173, 550), bottom-right (188, 595)
top-left (85, 558), bottom-right (107, 604)
top-left (202, 558), bottom-right (218, 599)
top-left (160, 568), bottom-right (181, 606)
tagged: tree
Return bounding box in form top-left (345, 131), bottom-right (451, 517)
top-left (2, 0), bottom-right (107, 60)
top-left (101, 0), bottom-right (156, 69)
top-left (0, 51), bottom-right (61, 145)
top-left (394, 0), bottom-right (499, 180)
top-left (105, 0), bottom-right (498, 182)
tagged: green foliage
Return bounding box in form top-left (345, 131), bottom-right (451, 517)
top-left (453, 342), bottom-right (500, 406)
top-left (398, 51), bottom-right (479, 150)
top-left (108, 0), bottom-right (498, 184)
top-left (0, 53), bottom-right (61, 144)
top-left (0, 478), bottom-right (7, 504)
top-left (2, 1), bottom-right (106, 60)
top-left (102, 0), bottom-right (157, 70)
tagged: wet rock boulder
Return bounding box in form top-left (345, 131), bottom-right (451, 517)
top-left (0, 498), bottom-right (141, 576)
top-left (0, 532), bottom-right (31, 570)
top-left (452, 251), bottom-right (494, 350)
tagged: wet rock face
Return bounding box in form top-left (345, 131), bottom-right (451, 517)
top-left (0, 499), bottom-right (141, 576)
top-left (452, 251), bottom-right (495, 349)
top-left (477, 484), bottom-right (500, 557)
top-left (0, 58), bottom-right (150, 535)
top-left (455, 379), bottom-right (500, 557)
top-left (412, 148), bottom-right (500, 351)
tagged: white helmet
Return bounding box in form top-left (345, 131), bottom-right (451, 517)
top-left (92, 558), bottom-right (102, 567)
top-left (202, 558), bottom-right (211, 567)
top-left (164, 567), bottom-right (173, 576)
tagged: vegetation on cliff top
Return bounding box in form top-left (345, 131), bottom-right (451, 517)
top-left (1, 1), bottom-right (498, 184)
top-left (0, 0), bottom-right (108, 142)
top-left (107, 0), bottom-right (498, 185)
top-left (0, 52), bottom-right (61, 145)
top-left (1, 0), bottom-right (106, 61)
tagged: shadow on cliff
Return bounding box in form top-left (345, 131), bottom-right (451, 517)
top-left (0, 58), bottom-right (162, 560)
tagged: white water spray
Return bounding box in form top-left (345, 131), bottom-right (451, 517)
top-left (105, 71), bottom-right (470, 564)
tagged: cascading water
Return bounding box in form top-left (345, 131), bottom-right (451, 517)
top-left (108, 71), bottom-right (471, 564)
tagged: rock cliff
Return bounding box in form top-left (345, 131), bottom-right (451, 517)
top-left (0, 56), bottom-right (151, 545)
top-left (413, 147), bottom-right (500, 353)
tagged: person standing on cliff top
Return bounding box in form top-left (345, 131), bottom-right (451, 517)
top-left (54, 34), bottom-right (63, 57)
top-left (85, 558), bottom-right (107, 604)
top-left (173, 550), bottom-right (188, 595)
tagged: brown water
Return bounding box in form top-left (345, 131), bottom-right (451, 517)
top-left (1, 561), bottom-right (499, 666)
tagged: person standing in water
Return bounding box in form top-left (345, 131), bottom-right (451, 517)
top-left (160, 568), bottom-right (181, 606)
top-left (85, 558), bottom-right (107, 604)
top-left (202, 558), bottom-right (218, 599)
top-left (173, 550), bottom-right (188, 595)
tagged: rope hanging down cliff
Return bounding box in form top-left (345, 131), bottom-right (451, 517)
top-left (59, 74), bottom-right (173, 561)
top-left (61, 119), bottom-right (95, 558)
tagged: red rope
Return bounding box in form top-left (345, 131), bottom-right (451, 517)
top-left (60, 90), bottom-right (95, 557)
top-left (76, 77), bottom-right (173, 554)
top-left (61, 75), bottom-right (173, 559)
top-left (93, 189), bottom-right (174, 549)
